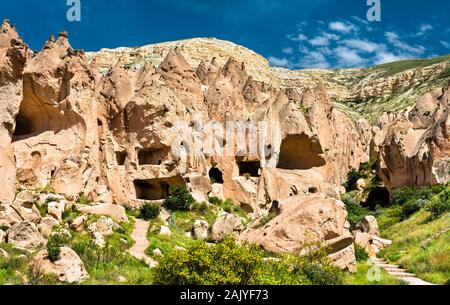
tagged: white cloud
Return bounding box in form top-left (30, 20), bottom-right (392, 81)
top-left (440, 41), bottom-right (450, 48)
top-left (414, 24), bottom-right (434, 36)
top-left (298, 47), bottom-right (330, 69)
top-left (334, 47), bottom-right (365, 67)
top-left (268, 56), bottom-right (293, 68)
top-left (282, 47), bottom-right (294, 54)
top-left (342, 39), bottom-right (383, 53)
top-left (288, 33), bottom-right (308, 42)
top-left (374, 51), bottom-right (411, 65)
top-left (385, 32), bottom-right (425, 55)
top-left (309, 36), bottom-right (330, 46)
top-left (329, 21), bottom-right (357, 33)
top-left (309, 32), bottom-right (339, 46)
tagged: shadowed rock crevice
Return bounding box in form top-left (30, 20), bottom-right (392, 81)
top-left (134, 179), bottom-right (170, 200)
top-left (277, 134), bottom-right (326, 170)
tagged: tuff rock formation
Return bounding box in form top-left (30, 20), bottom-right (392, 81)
top-left (1, 20), bottom-right (449, 273)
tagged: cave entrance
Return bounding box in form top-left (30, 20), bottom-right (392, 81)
top-left (13, 113), bottom-right (33, 138)
top-left (138, 148), bottom-right (169, 165)
top-left (134, 179), bottom-right (170, 200)
top-left (364, 187), bottom-right (390, 209)
top-left (277, 134), bottom-right (326, 170)
top-left (237, 160), bottom-right (261, 177)
top-left (115, 151), bottom-right (127, 166)
top-left (209, 167), bottom-right (224, 184)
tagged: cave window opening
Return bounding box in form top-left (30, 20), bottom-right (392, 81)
top-left (13, 114), bottom-right (33, 139)
top-left (209, 167), bottom-right (224, 184)
top-left (134, 179), bottom-right (170, 200)
top-left (237, 161), bottom-right (261, 177)
top-left (116, 151), bottom-right (127, 166)
top-left (138, 148), bottom-right (169, 166)
top-left (277, 134), bottom-right (326, 170)
top-left (308, 187), bottom-right (319, 194)
top-left (364, 187), bottom-right (390, 209)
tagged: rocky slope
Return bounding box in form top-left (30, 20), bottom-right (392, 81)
top-left (1, 19), bottom-right (449, 279)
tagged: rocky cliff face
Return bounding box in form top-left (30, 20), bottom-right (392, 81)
top-left (1, 20), bottom-right (449, 272)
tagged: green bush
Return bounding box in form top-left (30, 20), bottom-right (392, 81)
top-left (343, 169), bottom-right (367, 192)
top-left (342, 194), bottom-right (371, 229)
top-left (354, 245), bottom-right (369, 262)
top-left (152, 236), bottom-right (263, 285)
top-left (140, 202), bottom-right (161, 220)
top-left (152, 236), bottom-right (343, 285)
top-left (427, 188), bottom-right (450, 218)
top-left (164, 186), bottom-right (195, 211)
top-left (46, 233), bottom-right (70, 262)
top-left (76, 192), bottom-right (92, 205)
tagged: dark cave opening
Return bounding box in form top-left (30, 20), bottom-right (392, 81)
top-left (277, 134), bottom-right (326, 170)
top-left (13, 113), bottom-right (33, 138)
top-left (138, 148), bottom-right (169, 166)
top-left (209, 167), bottom-right (224, 184)
top-left (237, 160), bottom-right (261, 177)
top-left (364, 187), bottom-right (391, 209)
top-left (116, 151), bottom-right (127, 166)
top-left (134, 179), bottom-right (170, 200)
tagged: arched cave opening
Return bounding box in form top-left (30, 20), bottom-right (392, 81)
top-left (209, 167), bottom-right (224, 184)
top-left (364, 187), bottom-right (391, 209)
top-left (277, 134), bottom-right (326, 170)
top-left (13, 113), bottom-right (33, 138)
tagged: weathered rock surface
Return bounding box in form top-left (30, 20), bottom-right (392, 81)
top-left (76, 204), bottom-right (128, 223)
top-left (355, 215), bottom-right (380, 236)
top-left (33, 247), bottom-right (89, 283)
top-left (6, 221), bottom-right (46, 251)
top-left (354, 231), bottom-right (392, 258)
top-left (212, 212), bottom-right (244, 241)
top-left (192, 220), bottom-right (209, 240)
top-left (1, 21), bottom-right (449, 274)
top-left (240, 194), bottom-right (356, 271)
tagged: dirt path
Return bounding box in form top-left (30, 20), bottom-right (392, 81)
top-left (372, 258), bottom-right (435, 285)
top-left (129, 219), bottom-right (158, 268)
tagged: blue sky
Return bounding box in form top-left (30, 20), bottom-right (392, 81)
top-left (1, 0), bottom-right (449, 69)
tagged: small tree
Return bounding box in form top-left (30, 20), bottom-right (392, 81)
top-left (140, 202), bottom-right (161, 220)
top-left (164, 186), bottom-right (195, 211)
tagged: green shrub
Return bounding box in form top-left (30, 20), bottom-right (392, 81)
top-left (342, 194), bottom-right (371, 229)
top-left (76, 192), bottom-right (92, 205)
top-left (46, 233), bottom-right (70, 262)
top-left (354, 245), bottom-right (369, 262)
top-left (164, 186), bottom-right (195, 211)
top-left (191, 201), bottom-right (209, 213)
top-left (426, 188), bottom-right (450, 218)
top-left (343, 169), bottom-right (367, 192)
top-left (140, 202), bottom-right (161, 220)
top-left (152, 236), bottom-right (263, 285)
top-left (152, 236), bottom-right (343, 285)
top-left (255, 211), bottom-right (277, 228)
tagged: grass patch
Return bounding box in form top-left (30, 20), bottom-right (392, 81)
top-left (378, 209), bottom-right (450, 284)
top-left (344, 262), bottom-right (406, 285)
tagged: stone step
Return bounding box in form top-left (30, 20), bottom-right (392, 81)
top-left (388, 271), bottom-right (416, 278)
top-left (378, 263), bottom-right (400, 268)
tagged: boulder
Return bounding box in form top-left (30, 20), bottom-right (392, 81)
top-left (76, 204), bottom-right (128, 223)
top-left (11, 191), bottom-right (41, 223)
top-left (240, 194), bottom-right (356, 271)
top-left (192, 220), bottom-right (209, 240)
top-left (0, 229), bottom-right (6, 243)
top-left (159, 225), bottom-right (172, 236)
top-left (38, 217), bottom-right (60, 238)
top-left (6, 221), bottom-right (46, 251)
top-left (33, 247), bottom-right (89, 283)
top-left (92, 231), bottom-right (106, 248)
top-left (47, 201), bottom-right (66, 221)
top-left (70, 215), bottom-right (88, 232)
top-left (0, 248), bottom-right (9, 258)
top-left (88, 216), bottom-right (114, 237)
top-left (354, 231), bottom-right (392, 257)
top-left (355, 215), bottom-right (380, 236)
top-left (212, 212), bottom-right (244, 241)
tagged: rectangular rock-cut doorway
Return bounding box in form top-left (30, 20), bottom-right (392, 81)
top-left (134, 179), bottom-right (170, 200)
